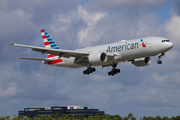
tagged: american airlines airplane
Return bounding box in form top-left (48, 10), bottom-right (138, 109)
top-left (10, 29), bottom-right (173, 76)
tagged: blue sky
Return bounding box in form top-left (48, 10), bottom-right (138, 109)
top-left (156, 2), bottom-right (173, 23)
top-left (0, 0), bottom-right (180, 118)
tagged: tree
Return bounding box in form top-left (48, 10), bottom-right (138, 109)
top-left (128, 113), bottom-right (134, 120)
top-left (113, 114), bottom-right (122, 120)
top-left (71, 114), bottom-right (76, 120)
top-left (156, 116), bottom-right (161, 120)
top-left (124, 117), bottom-right (128, 120)
top-left (143, 116), bottom-right (148, 120)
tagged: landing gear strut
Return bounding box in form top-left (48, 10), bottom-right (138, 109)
top-left (157, 53), bottom-right (164, 64)
top-left (83, 67), bottom-right (96, 75)
top-left (108, 64), bottom-right (120, 76)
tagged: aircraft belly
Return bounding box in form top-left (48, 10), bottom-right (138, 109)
top-left (118, 46), bottom-right (157, 60)
top-left (49, 57), bottom-right (84, 68)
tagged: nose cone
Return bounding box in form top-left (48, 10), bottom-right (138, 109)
top-left (168, 42), bottom-right (173, 49)
top-left (161, 41), bottom-right (173, 52)
top-left (164, 42), bottom-right (173, 51)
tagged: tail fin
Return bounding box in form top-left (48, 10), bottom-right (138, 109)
top-left (40, 29), bottom-right (59, 58)
top-left (40, 29), bottom-right (60, 49)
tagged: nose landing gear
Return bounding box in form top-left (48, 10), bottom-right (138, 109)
top-left (157, 60), bottom-right (162, 64)
top-left (157, 53), bottom-right (164, 64)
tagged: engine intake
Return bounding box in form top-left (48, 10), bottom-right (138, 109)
top-left (132, 57), bottom-right (151, 67)
top-left (88, 52), bottom-right (107, 65)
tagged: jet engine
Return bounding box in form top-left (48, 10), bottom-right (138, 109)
top-left (132, 57), bottom-right (151, 67)
top-left (88, 52), bottom-right (107, 65)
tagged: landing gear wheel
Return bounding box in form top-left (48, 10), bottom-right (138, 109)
top-left (83, 70), bottom-right (87, 74)
top-left (83, 67), bottom-right (96, 75)
top-left (108, 63), bottom-right (121, 76)
top-left (113, 69), bottom-right (117, 74)
top-left (157, 60), bottom-right (162, 64)
top-left (111, 72), bottom-right (114, 76)
top-left (157, 53), bottom-right (164, 65)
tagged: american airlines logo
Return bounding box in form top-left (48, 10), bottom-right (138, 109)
top-left (106, 42), bottom-right (139, 53)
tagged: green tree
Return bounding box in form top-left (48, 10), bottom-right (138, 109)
top-left (22, 116), bottom-right (30, 120)
top-left (162, 116), bottom-right (169, 120)
top-left (176, 116), bottom-right (180, 120)
top-left (128, 113), bottom-right (134, 120)
top-left (112, 114), bottom-right (122, 120)
top-left (156, 116), bottom-right (161, 120)
top-left (143, 116), bottom-right (148, 120)
top-left (62, 114), bottom-right (69, 119)
top-left (71, 114), bottom-right (76, 120)
top-left (0, 116), bottom-right (5, 120)
top-left (88, 115), bottom-right (95, 120)
top-left (124, 117), bottom-right (128, 120)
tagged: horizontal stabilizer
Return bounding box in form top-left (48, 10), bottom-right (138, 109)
top-left (17, 57), bottom-right (52, 61)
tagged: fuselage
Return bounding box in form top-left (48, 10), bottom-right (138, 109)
top-left (46, 36), bottom-right (173, 68)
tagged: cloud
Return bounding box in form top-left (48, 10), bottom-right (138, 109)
top-left (77, 5), bottom-right (107, 46)
top-left (90, 74), bottom-right (109, 81)
top-left (0, 82), bottom-right (19, 97)
top-left (50, 5), bottom-right (107, 47)
top-left (84, 0), bottom-right (167, 12)
top-left (165, 13), bottom-right (180, 47)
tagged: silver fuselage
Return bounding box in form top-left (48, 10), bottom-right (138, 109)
top-left (48, 37), bottom-right (173, 68)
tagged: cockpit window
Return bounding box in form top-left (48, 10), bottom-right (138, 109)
top-left (162, 40), bottom-right (170, 42)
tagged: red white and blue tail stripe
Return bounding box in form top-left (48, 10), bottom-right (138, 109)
top-left (40, 29), bottom-right (63, 64)
top-left (40, 29), bottom-right (60, 49)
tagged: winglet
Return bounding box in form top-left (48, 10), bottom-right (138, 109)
top-left (9, 43), bottom-right (14, 45)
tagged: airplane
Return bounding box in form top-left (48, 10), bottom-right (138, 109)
top-left (9, 29), bottom-right (173, 76)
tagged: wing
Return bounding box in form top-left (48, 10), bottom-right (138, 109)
top-left (9, 43), bottom-right (90, 58)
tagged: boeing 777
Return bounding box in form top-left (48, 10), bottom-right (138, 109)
top-left (10, 29), bottom-right (173, 76)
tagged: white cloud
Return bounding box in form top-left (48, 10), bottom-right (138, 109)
top-left (165, 13), bottom-right (180, 47)
top-left (0, 8), bottom-right (35, 35)
top-left (51, 5), bottom-right (107, 47)
top-left (77, 5), bottom-right (107, 47)
top-left (165, 50), bottom-right (179, 61)
top-left (57, 85), bottom-right (71, 95)
top-left (0, 82), bottom-right (19, 97)
top-left (90, 74), bottom-right (109, 81)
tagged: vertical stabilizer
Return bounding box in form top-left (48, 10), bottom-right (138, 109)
top-left (40, 29), bottom-right (60, 49)
top-left (40, 29), bottom-right (60, 58)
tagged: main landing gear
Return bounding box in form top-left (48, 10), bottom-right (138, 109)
top-left (108, 64), bottom-right (120, 76)
top-left (83, 67), bottom-right (96, 75)
top-left (157, 53), bottom-right (164, 64)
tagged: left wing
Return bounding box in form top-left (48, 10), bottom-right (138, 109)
top-left (9, 43), bottom-right (90, 58)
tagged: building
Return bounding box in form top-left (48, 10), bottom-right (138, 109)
top-left (18, 105), bottom-right (105, 117)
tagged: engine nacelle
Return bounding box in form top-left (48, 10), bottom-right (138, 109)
top-left (132, 57), bottom-right (151, 67)
top-left (88, 52), bottom-right (107, 65)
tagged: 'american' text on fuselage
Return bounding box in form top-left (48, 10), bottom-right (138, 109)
top-left (106, 42), bottom-right (139, 53)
